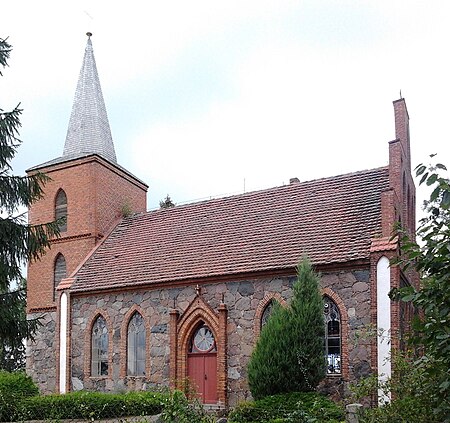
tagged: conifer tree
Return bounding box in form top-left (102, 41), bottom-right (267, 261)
top-left (248, 258), bottom-right (326, 399)
top-left (159, 194), bottom-right (175, 209)
top-left (0, 37), bottom-right (60, 369)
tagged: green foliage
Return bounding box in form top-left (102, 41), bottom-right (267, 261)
top-left (0, 371), bottom-right (38, 421)
top-left (390, 155), bottom-right (450, 421)
top-left (160, 389), bottom-right (215, 422)
top-left (248, 258), bottom-right (326, 399)
top-left (228, 391), bottom-right (344, 423)
top-left (159, 194), bottom-right (176, 209)
top-left (350, 352), bottom-right (442, 423)
top-left (0, 279), bottom-right (38, 371)
top-left (1, 37), bottom-right (60, 369)
top-left (12, 391), bottom-right (166, 422)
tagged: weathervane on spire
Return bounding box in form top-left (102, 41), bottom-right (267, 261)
top-left (86, 32), bottom-right (92, 38)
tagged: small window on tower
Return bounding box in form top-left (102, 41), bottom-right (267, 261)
top-left (55, 189), bottom-right (67, 232)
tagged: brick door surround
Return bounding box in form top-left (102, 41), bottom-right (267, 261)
top-left (170, 294), bottom-right (227, 405)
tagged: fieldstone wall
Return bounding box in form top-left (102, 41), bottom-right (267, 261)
top-left (69, 267), bottom-right (371, 405)
top-left (26, 311), bottom-right (57, 394)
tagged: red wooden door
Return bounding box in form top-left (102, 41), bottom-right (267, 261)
top-left (187, 325), bottom-right (218, 403)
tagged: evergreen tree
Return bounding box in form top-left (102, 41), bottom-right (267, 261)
top-left (159, 194), bottom-right (175, 209)
top-left (0, 37), bottom-right (60, 369)
top-left (248, 258), bottom-right (326, 399)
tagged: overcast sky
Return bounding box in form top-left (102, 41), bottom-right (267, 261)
top-left (2, 1), bottom-right (449, 211)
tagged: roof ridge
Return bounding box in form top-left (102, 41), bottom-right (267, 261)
top-left (143, 165), bottom-right (390, 213)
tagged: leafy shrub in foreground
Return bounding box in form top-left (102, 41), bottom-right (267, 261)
top-left (160, 390), bottom-right (215, 423)
top-left (351, 352), bottom-right (445, 423)
top-left (228, 391), bottom-right (344, 423)
top-left (0, 371), bottom-right (38, 397)
top-left (16, 391), bottom-right (166, 421)
top-left (0, 371), bottom-right (39, 421)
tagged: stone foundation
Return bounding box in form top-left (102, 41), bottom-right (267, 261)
top-left (26, 311), bottom-right (57, 393)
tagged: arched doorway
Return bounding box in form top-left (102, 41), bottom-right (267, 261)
top-left (187, 323), bottom-right (218, 403)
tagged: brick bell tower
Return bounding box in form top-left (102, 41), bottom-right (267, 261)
top-left (26, 33), bottom-right (147, 392)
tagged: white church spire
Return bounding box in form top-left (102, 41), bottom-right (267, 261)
top-left (63, 32), bottom-right (117, 163)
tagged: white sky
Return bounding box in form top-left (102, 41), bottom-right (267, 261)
top-left (2, 1), bottom-right (449, 211)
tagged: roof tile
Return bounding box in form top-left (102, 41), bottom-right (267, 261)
top-left (72, 167), bottom-right (389, 292)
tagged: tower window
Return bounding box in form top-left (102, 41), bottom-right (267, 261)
top-left (53, 254), bottom-right (66, 301)
top-left (324, 296), bottom-right (341, 375)
top-left (55, 189), bottom-right (67, 232)
top-left (91, 315), bottom-right (109, 376)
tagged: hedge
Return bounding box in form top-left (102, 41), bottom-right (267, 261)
top-left (228, 391), bottom-right (345, 423)
top-left (1, 390), bottom-right (166, 422)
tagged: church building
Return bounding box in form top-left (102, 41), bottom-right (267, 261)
top-left (26, 34), bottom-right (417, 407)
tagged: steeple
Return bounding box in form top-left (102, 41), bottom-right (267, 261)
top-left (63, 33), bottom-right (117, 163)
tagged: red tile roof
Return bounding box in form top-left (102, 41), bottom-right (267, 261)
top-left (72, 167), bottom-right (389, 292)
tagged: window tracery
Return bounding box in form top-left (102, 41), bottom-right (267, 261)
top-left (324, 296), bottom-right (341, 375)
top-left (91, 315), bottom-right (108, 376)
top-left (127, 312), bottom-right (146, 376)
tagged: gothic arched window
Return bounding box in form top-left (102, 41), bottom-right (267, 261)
top-left (324, 296), bottom-right (341, 375)
top-left (53, 254), bottom-right (66, 301)
top-left (261, 299), bottom-right (275, 330)
top-left (91, 315), bottom-right (109, 376)
top-left (127, 312), bottom-right (146, 376)
top-left (55, 189), bottom-right (67, 232)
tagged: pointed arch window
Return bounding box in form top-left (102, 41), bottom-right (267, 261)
top-left (127, 312), bottom-right (146, 376)
top-left (91, 316), bottom-right (109, 376)
top-left (261, 299), bottom-right (276, 330)
top-left (55, 189), bottom-right (67, 232)
top-left (53, 254), bottom-right (66, 301)
top-left (324, 296), bottom-right (341, 375)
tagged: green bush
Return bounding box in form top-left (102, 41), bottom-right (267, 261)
top-left (228, 391), bottom-right (344, 423)
top-left (160, 390), bottom-right (215, 423)
top-left (248, 258), bottom-right (326, 399)
top-left (16, 391), bottom-right (166, 421)
top-left (0, 371), bottom-right (38, 397)
top-left (351, 352), bottom-right (445, 423)
top-left (0, 371), bottom-right (39, 421)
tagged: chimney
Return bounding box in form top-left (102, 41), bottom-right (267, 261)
top-left (393, 98), bottom-right (411, 171)
top-left (290, 177), bottom-right (300, 184)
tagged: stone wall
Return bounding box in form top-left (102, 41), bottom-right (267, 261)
top-left (69, 267), bottom-right (372, 405)
top-left (26, 311), bottom-right (57, 393)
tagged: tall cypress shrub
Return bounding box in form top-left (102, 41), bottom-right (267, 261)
top-left (248, 258), bottom-right (326, 399)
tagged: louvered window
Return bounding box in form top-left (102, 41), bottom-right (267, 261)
top-left (53, 254), bottom-right (66, 301)
top-left (55, 189), bottom-right (67, 232)
top-left (324, 296), bottom-right (341, 374)
top-left (91, 316), bottom-right (108, 376)
top-left (127, 313), bottom-right (146, 376)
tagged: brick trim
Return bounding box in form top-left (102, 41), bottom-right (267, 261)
top-left (119, 305), bottom-right (151, 379)
top-left (253, 292), bottom-right (287, 339)
top-left (84, 310), bottom-right (113, 380)
top-left (369, 252), bottom-right (399, 382)
top-left (321, 288), bottom-right (349, 380)
top-left (55, 290), bottom-right (71, 393)
top-left (173, 295), bottom-right (227, 405)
